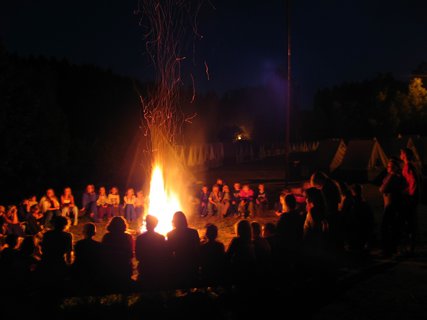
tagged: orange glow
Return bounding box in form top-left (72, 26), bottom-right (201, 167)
top-left (144, 164), bottom-right (182, 235)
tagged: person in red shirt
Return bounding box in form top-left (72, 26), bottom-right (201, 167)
top-left (238, 184), bottom-right (255, 218)
top-left (400, 148), bottom-right (420, 254)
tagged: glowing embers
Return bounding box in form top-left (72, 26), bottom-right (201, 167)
top-left (145, 164), bottom-right (182, 235)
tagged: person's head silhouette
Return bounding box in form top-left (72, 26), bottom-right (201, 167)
top-left (107, 216), bottom-right (128, 234)
top-left (145, 215), bottom-right (159, 232)
top-left (172, 211), bottom-right (188, 230)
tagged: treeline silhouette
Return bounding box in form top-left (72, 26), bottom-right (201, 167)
top-left (0, 44), bottom-right (142, 202)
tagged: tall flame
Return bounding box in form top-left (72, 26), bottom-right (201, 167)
top-left (146, 164), bottom-right (182, 235)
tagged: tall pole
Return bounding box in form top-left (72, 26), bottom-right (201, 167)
top-left (285, 0), bottom-right (291, 184)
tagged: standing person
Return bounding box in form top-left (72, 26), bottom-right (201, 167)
top-left (310, 171), bottom-right (343, 250)
top-left (198, 185), bottom-right (210, 217)
top-left (255, 184), bottom-right (268, 217)
top-left (400, 148), bottom-right (420, 254)
top-left (123, 188), bottom-right (137, 222)
top-left (82, 184), bottom-right (98, 222)
top-left (276, 194), bottom-right (305, 261)
top-left (310, 171), bottom-right (341, 215)
top-left (39, 189), bottom-right (61, 228)
top-left (303, 188), bottom-right (329, 259)
top-left (73, 223), bottom-right (102, 286)
top-left (101, 216), bottom-right (134, 285)
top-left (379, 159), bottom-right (405, 257)
top-left (135, 215), bottom-right (167, 289)
top-left (96, 186), bottom-right (110, 221)
top-left (61, 187), bottom-right (79, 226)
top-left (166, 211), bottom-right (200, 288)
top-left (200, 223), bottom-right (226, 284)
top-left (221, 185), bottom-right (232, 217)
top-left (208, 185), bottom-right (223, 216)
top-left (135, 190), bottom-right (145, 221)
top-left (238, 184), bottom-right (255, 218)
top-left (39, 216), bottom-right (73, 281)
top-left (107, 187), bottom-right (121, 217)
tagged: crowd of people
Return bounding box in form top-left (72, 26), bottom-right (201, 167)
top-left (379, 148), bottom-right (420, 257)
top-left (0, 184), bottom-right (146, 239)
top-left (0, 147), bottom-right (421, 295)
top-left (198, 179), bottom-right (268, 218)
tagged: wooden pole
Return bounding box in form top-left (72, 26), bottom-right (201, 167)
top-left (285, 0), bottom-right (291, 183)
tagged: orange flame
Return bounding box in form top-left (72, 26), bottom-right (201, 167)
top-left (145, 164), bottom-right (182, 235)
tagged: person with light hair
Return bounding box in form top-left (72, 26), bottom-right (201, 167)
top-left (61, 187), bottom-right (79, 226)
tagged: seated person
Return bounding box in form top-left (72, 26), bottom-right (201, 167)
top-left (238, 184), bottom-right (254, 218)
top-left (135, 215), bottom-right (167, 289)
top-left (208, 185), bottom-right (223, 216)
top-left (39, 188), bottom-right (61, 228)
top-left (221, 185), bottom-right (232, 217)
top-left (107, 187), bottom-right (121, 217)
top-left (73, 223), bottom-right (102, 286)
top-left (61, 187), bottom-right (79, 226)
top-left (230, 183), bottom-right (241, 216)
top-left (25, 204), bottom-right (44, 236)
top-left (255, 184), bottom-right (268, 216)
top-left (200, 223), bottom-right (225, 284)
top-left (82, 184), bottom-right (98, 222)
top-left (4, 205), bottom-right (24, 237)
top-left (199, 185), bottom-right (209, 217)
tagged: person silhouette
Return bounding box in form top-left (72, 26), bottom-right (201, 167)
top-left (73, 223), bottom-right (102, 289)
top-left (166, 211), bottom-right (200, 288)
top-left (101, 216), bottom-right (134, 287)
top-left (135, 215), bottom-right (167, 289)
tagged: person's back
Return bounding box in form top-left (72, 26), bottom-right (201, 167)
top-left (74, 223), bottom-right (102, 286)
top-left (135, 215), bottom-right (167, 288)
top-left (166, 212), bottom-right (200, 287)
top-left (102, 218), bottom-right (133, 284)
top-left (167, 228), bottom-right (200, 269)
top-left (251, 222), bottom-right (271, 262)
top-left (42, 229), bottom-right (72, 265)
top-left (227, 220), bottom-right (256, 285)
top-left (277, 209), bottom-right (304, 245)
top-left (75, 238), bottom-right (101, 268)
top-left (226, 220), bottom-right (256, 285)
top-left (39, 216), bottom-right (72, 287)
top-left (303, 188), bottom-right (328, 259)
top-left (200, 224), bottom-right (225, 284)
top-left (276, 195), bottom-right (305, 255)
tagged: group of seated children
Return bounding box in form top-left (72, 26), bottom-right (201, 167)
top-left (0, 185), bottom-right (145, 238)
top-left (81, 184), bottom-right (145, 223)
top-left (198, 178), bottom-right (268, 218)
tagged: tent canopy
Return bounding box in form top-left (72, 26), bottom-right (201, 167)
top-left (338, 139), bottom-right (389, 182)
top-left (313, 139), bottom-right (347, 172)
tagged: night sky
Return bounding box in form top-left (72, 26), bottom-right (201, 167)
top-left (1, 0), bottom-right (427, 107)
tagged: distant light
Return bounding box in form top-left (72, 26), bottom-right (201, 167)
top-left (237, 134), bottom-right (243, 140)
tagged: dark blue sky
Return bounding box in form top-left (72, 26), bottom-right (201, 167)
top-left (1, 0), bottom-right (427, 107)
